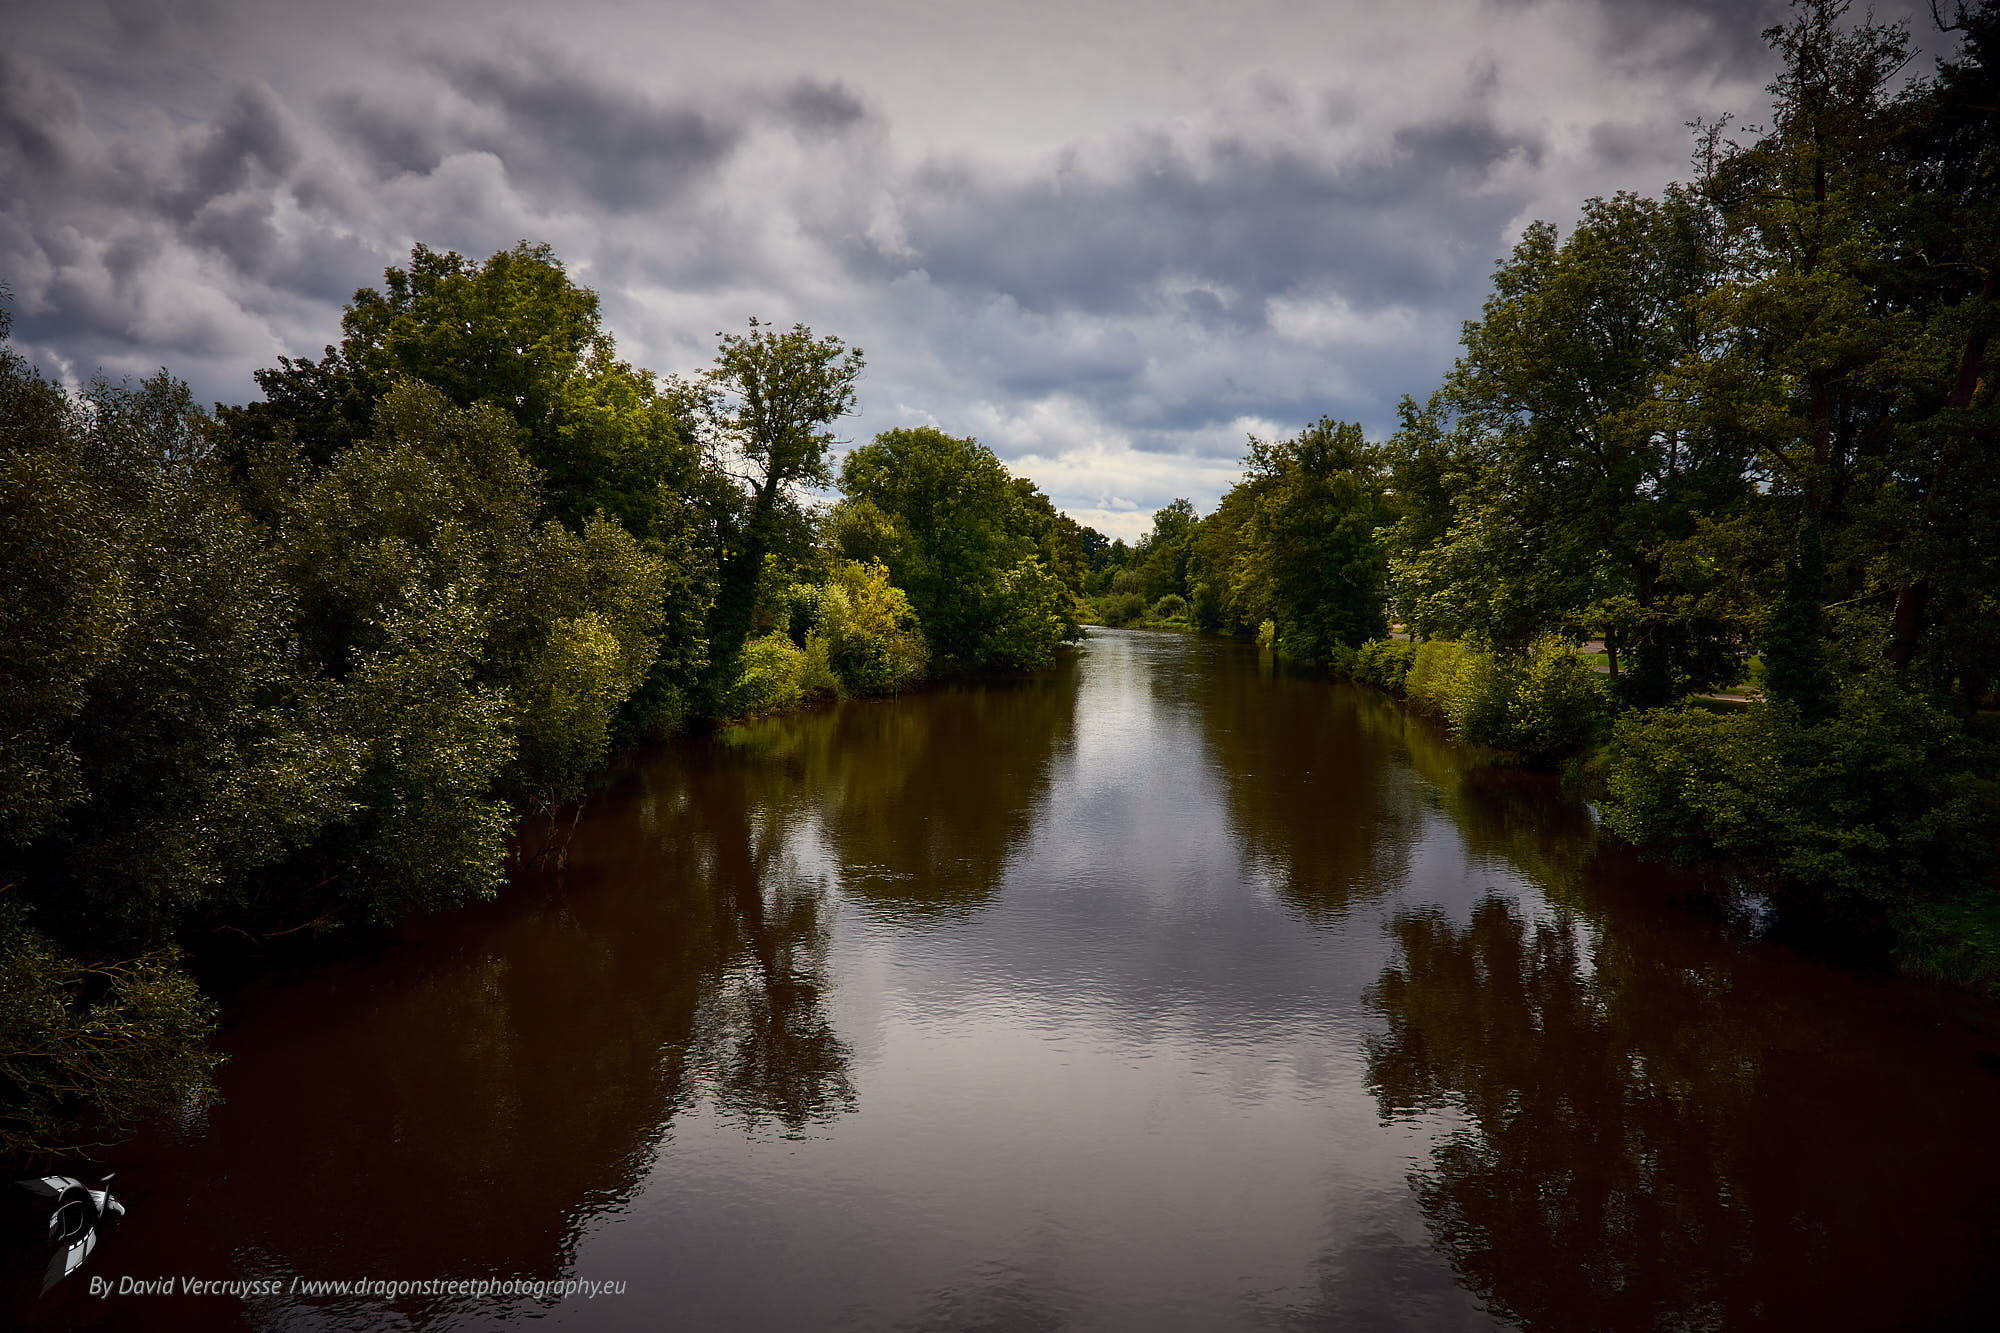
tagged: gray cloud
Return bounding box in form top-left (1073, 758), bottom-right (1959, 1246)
top-left (779, 78), bottom-right (869, 138)
top-left (3, 0), bottom-right (1935, 536)
top-left (434, 51), bottom-right (742, 211)
top-left (863, 116), bottom-right (1537, 329)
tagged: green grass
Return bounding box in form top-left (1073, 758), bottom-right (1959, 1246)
top-left (1891, 891), bottom-right (2000, 999)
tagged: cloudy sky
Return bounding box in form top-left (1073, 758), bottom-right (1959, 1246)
top-left (0, 0), bottom-right (1937, 537)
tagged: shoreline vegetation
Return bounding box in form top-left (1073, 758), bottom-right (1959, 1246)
top-left (1070, 2), bottom-right (2000, 991)
top-left (0, 255), bottom-right (1084, 1163)
top-left (3, 0), bottom-right (1995, 1162)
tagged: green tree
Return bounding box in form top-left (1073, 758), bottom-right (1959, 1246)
top-left (1402, 191), bottom-right (1752, 702)
top-left (836, 426), bottom-right (1078, 671)
top-left (682, 320), bottom-right (864, 712)
top-left (223, 243), bottom-right (715, 736)
top-left (1231, 419), bottom-right (1389, 662)
top-left (223, 243), bottom-right (707, 536)
top-left (1702, 1), bottom-right (1920, 715)
top-left (1879, 0), bottom-right (2000, 703)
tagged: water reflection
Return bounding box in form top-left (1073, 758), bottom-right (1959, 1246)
top-left (1194, 654), bottom-right (1418, 918)
top-left (1344, 683), bottom-right (1600, 907)
top-left (642, 756), bottom-right (856, 1134)
top-left (22, 632), bottom-right (2000, 1331)
top-left (718, 660), bottom-right (1079, 920)
top-left (1366, 891), bottom-right (2000, 1331)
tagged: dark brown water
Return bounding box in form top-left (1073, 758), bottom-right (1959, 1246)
top-left (23, 629), bottom-right (2000, 1331)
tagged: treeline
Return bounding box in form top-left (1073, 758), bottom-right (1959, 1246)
top-left (0, 250), bottom-right (1082, 1159)
top-left (1089, 0), bottom-right (2000, 987)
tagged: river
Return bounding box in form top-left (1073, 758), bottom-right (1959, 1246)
top-left (26, 628), bottom-right (2000, 1330)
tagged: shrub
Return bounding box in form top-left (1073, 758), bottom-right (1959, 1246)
top-left (1101, 592), bottom-right (1146, 626)
top-left (1601, 672), bottom-right (1996, 911)
top-left (1354, 639), bottom-right (1416, 693)
top-left (1445, 646), bottom-right (1518, 749)
top-left (0, 903), bottom-right (223, 1159)
top-left (727, 632), bottom-right (807, 716)
top-left (1504, 636), bottom-right (1609, 765)
top-left (979, 558), bottom-right (1070, 671)
top-left (1151, 593), bottom-right (1190, 622)
top-left (822, 560), bottom-right (927, 695)
top-left (799, 632), bottom-right (841, 700)
top-left (1399, 636), bottom-right (1601, 766)
top-left (1405, 638), bottom-right (1478, 718)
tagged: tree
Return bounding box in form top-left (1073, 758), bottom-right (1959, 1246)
top-left (1878, 0), bottom-right (2000, 702)
top-left (681, 320), bottom-right (864, 711)
top-left (836, 427), bottom-right (1078, 671)
top-left (1703, 1), bottom-right (1920, 715)
top-left (1399, 191), bottom-right (1754, 702)
top-left (222, 243), bottom-right (715, 737)
top-left (222, 243), bottom-right (706, 537)
top-left (1232, 419), bottom-right (1390, 661)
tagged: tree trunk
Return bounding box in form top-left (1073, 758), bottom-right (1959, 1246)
top-left (1886, 269), bottom-right (1994, 672)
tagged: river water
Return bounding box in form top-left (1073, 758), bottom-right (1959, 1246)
top-left (27, 628), bottom-right (2000, 1330)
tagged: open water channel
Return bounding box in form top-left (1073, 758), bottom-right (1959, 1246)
top-left (27, 628), bottom-right (2000, 1330)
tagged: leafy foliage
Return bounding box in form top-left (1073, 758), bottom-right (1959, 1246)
top-left (0, 904), bottom-right (221, 1162)
top-left (683, 319), bottom-right (864, 711)
top-left (836, 427), bottom-right (1080, 671)
top-left (1601, 673), bottom-right (1996, 911)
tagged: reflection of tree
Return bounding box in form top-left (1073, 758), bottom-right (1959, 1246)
top-left (718, 659), bottom-right (1079, 919)
top-left (662, 755), bottom-right (855, 1133)
top-left (1345, 681), bottom-right (1602, 905)
top-left (1366, 894), bottom-right (2000, 1332)
top-left (1194, 653), bottom-right (1416, 917)
top-left (86, 732), bottom-right (864, 1319)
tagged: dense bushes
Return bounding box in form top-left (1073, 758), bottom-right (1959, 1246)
top-left (1346, 636), bottom-right (1607, 767)
top-left (786, 560), bottom-right (928, 699)
top-left (1601, 674), bottom-right (1997, 914)
top-left (835, 427), bottom-right (1082, 672)
top-left (726, 632), bottom-right (812, 717)
top-left (1353, 639), bottom-right (1416, 692)
top-left (1099, 592), bottom-right (1147, 626)
top-left (0, 904), bottom-right (222, 1158)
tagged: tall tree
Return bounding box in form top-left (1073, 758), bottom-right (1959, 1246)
top-left (1232, 419), bottom-right (1389, 661)
top-left (1396, 190), bottom-right (1753, 703)
top-left (684, 319), bottom-right (864, 709)
top-left (1706, 0), bottom-right (1918, 715)
top-left (1879, 0), bottom-right (2000, 702)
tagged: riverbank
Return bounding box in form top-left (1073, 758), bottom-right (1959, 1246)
top-left (1241, 629), bottom-right (2000, 1000)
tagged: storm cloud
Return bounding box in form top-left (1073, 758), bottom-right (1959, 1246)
top-left (0, 0), bottom-right (1935, 536)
